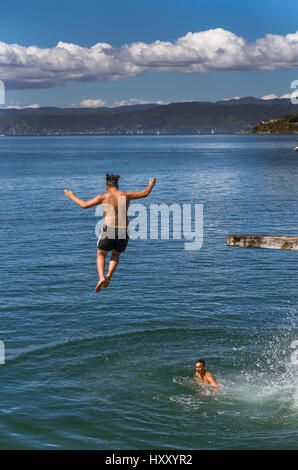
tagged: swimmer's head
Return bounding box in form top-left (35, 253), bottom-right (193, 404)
top-left (195, 359), bottom-right (206, 372)
top-left (106, 173), bottom-right (120, 189)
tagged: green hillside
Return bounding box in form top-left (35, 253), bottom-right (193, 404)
top-left (252, 113), bottom-right (298, 134)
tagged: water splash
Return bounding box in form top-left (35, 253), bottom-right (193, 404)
top-left (172, 310), bottom-right (298, 422)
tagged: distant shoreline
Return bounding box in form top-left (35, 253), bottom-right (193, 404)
top-left (0, 99), bottom-right (297, 136)
top-left (0, 132), bottom-right (297, 137)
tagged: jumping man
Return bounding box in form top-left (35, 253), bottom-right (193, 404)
top-left (64, 174), bottom-right (156, 292)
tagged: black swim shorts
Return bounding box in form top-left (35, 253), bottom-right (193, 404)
top-left (97, 225), bottom-right (129, 253)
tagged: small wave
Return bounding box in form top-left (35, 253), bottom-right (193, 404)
top-left (169, 394), bottom-right (206, 411)
top-left (173, 376), bottom-right (197, 388)
top-left (7, 326), bottom-right (204, 364)
top-left (173, 375), bottom-right (219, 395)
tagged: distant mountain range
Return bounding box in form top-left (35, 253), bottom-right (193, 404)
top-left (0, 97), bottom-right (297, 135)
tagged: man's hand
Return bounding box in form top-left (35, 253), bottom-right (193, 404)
top-left (125, 177), bottom-right (156, 201)
top-left (149, 177), bottom-right (156, 187)
top-left (64, 189), bottom-right (74, 200)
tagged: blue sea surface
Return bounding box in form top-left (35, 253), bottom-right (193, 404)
top-left (0, 134), bottom-right (297, 449)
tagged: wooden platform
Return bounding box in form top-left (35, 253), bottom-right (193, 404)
top-left (226, 234), bottom-right (298, 250)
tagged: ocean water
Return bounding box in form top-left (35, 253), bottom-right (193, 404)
top-left (0, 134), bottom-right (297, 450)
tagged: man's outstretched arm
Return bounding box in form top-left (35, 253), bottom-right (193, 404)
top-left (64, 190), bottom-right (104, 209)
top-left (125, 177), bottom-right (156, 201)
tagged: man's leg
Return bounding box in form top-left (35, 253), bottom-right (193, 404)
top-left (95, 249), bottom-right (108, 292)
top-left (104, 250), bottom-right (120, 288)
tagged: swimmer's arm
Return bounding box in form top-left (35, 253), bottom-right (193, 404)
top-left (64, 190), bottom-right (104, 209)
top-left (207, 373), bottom-right (220, 391)
top-left (125, 177), bottom-right (156, 200)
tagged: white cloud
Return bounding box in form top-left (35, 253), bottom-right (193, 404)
top-left (72, 99), bottom-right (108, 108)
top-left (24, 103), bottom-right (40, 108)
top-left (221, 96), bottom-right (241, 101)
top-left (4, 103), bottom-right (40, 109)
top-left (69, 98), bottom-right (168, 108)
top-left (112, 98), bottom-right (168, 107)
top-left (261, 94), bottom-right (278, 100)
top-left (261, 93), bottom-right (292, 100)
top-left (0, 28), bottom-right (297, 89)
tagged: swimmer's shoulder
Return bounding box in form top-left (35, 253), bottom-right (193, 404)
top-left (205, 371), bottom-right (215, 382)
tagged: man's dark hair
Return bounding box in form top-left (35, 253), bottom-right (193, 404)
top-left (106, 173), bottom-right (120, 188)
top-left (196, 359), bottom-right (205, 365)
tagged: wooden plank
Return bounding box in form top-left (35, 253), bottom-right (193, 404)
top-left (226, 234), bottom-right (298, 250)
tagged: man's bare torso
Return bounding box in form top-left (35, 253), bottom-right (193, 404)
top-left (101, 190), bottom-right (130, 227)
top-left (195, 371), bottom-right (214, 386)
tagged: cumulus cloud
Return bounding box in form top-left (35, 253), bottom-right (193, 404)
top-left (261, 94), bottom-right (278, 100)
top-left (112, 98), bottom-right (168, 107)
top-left (221, 96), bottom-right (241, 101)
top-left (261, 93), bottom-right (292, 100)
top-left (69, 98), bottom-right (168, 108)
top-left (0, 28), bottom-right (297, 89)
top-left (24, 103), bottom-right (40, 108)
top-left (72, 98), bottom-right (108, 108)
top-left (5, 102), bottom-right (40, 109)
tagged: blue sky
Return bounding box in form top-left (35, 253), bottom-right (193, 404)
top-left (0, 0), bottom-right (297, 107)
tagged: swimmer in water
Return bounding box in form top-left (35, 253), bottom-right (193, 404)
top-left (195, 359), bottom-right (220, 391)
top-left (64, 174), bottom-right (156, 292)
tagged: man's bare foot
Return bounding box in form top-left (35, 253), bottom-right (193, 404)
top-left (103, 274), bottom-right (111, 288)
top-left (95, 278), bottom-right (106, 292)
